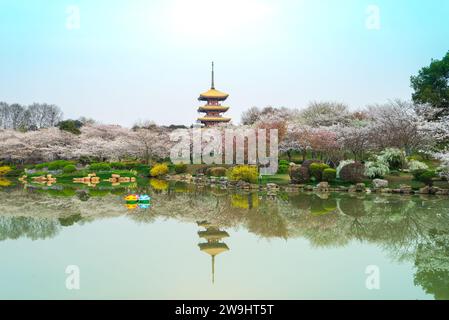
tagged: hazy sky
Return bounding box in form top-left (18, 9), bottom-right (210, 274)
top-left (1, 0), bottom-right (448, 127)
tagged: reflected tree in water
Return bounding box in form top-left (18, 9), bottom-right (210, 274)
top-left (0, 216), bottom-right (60, 241)
top-left (414, 228), bottom-right (449, 300)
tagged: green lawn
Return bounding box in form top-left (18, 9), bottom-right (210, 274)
top-left (261, 174), bottom-right (291, 185)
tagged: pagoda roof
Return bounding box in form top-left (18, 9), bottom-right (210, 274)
top-left (198, 88), bottom-right (229, 101)
top-left (198, 230), bottom-right (229, 240)
top-left (198, 116), bottom-right (231, 122)
top-left (198, 243), bottom-right (229, 256)
top-left (198, 105), bottom-right (229, 112)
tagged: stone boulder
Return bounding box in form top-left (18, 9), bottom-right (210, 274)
top-left (304, 185), bottom-right (314, 191)
top-left (373, 179), bottom-right (389, 188)
top-left (236, 180), bottom-right (251, 189)
top-left (399, 184), bottom-right (413, 194)
top-left (267, 183), bottom-right (279, 189)
top-left (355, 183), bottom-right (366, 192)
top-left (316, 181), bottom-right (330, 192)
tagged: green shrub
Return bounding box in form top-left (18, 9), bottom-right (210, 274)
top-left (227, 165), bottom-right (258, 183)
top-left (0, 166), bottom-right (12, 176)
top-left (340, 162), bottom-right (365, 183)
top-left (309, 163), bottom-right (330, 181)
top-left (34, 163), bottom-right (47, 169)
top-left (412, 169), bottom-right (436, 186)
top-left (53, 160), bottom-right (73, 170)
top-left (302, 159), bottom-right (322, 170)
top-left (364, 159), bottom-right (390, 178)
top-left (4, 167), bottom-right (23, 177)
top-left (174, 163), bottom-right (188, 174)
top-left (111, 162), bottom-right (126, 170)
top-left (207, 167), bottom-right (227, 177)
top-left (89, 162), bottom-right (112, 171)
top-left (277, 160), bottom-right (290, 174)
top-left (289, 165), bottom-right (310, 184)
top-left (150, 163), bottom-right (169, 177)
top-left (36, 160), bottom-right (74, 171)
top-left (62, 164), bottom-right (77, 173)
top-left (407, 160), bottom-right (429, 171)
top-left (378, 148), bottom-right (406, 170)
top-left (322, 168), bottom-right (337, 182)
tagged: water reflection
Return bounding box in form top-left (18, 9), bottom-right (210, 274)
top-left (1, 182), bottom-right (449, 299)
top-left (197, 221), bottom-right (230, 284)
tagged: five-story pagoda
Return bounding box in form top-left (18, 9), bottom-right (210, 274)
top-left (197, 62), bottom-right (231, 126)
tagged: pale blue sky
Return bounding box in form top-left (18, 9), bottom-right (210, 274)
top-left (0, 0), bottom-right (448, 126)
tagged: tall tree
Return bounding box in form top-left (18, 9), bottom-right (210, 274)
top-left (411, 51), bottom-right (449, 120)
top-left (8, 104), bottom-right (27, 130)
top-left (0, 102), bottom-right (9, 129)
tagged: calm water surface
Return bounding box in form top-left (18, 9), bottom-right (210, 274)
top-left (0, 180), bottom-right (448, 299)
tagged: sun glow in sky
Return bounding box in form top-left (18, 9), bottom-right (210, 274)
top-left (0, 0), bottom-right (448, 127)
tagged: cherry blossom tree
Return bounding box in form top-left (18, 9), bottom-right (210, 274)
top-left (336, 125), bottom-right (372, 160)
top-left (367, 100), bottom-right (434, 154)
top-left (299, 101), bottom-right (352, 127)
top-left (279, 124), bottom-right (312, 162)
top-left (130, 128), bottom-right (172, 164)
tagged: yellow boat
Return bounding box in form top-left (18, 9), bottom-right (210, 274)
top-left (124, 194), bottom-right (139, 201)
top-left (125, 203), bottom-right (138, 210)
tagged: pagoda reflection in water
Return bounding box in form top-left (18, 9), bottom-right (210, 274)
top-left (197, 221), bottom-right (229, 284)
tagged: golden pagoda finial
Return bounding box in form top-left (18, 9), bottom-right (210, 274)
top-left (211, 61), bottom-right (215, 89)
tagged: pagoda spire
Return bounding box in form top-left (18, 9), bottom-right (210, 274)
top-left (197, 62), bottom-right (231, 126)
top-left (212, 255), bottom-right (215, 284)
top-left (197, 221), bottom-right (229, 284)
top-left (211, 61), bottom-right (215, 89)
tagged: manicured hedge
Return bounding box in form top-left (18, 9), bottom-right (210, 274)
top-left (89, 162), bottom-right (112, 171)
top-left (310, 163), bottom-right (330, 181)
top-left (62, 164), bottom-right (77, 173)
top-left (322, 168), bottom-right (337, 182)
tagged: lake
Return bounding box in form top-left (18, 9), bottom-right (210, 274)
top-left (0, 180), bottom-right (448, 300)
